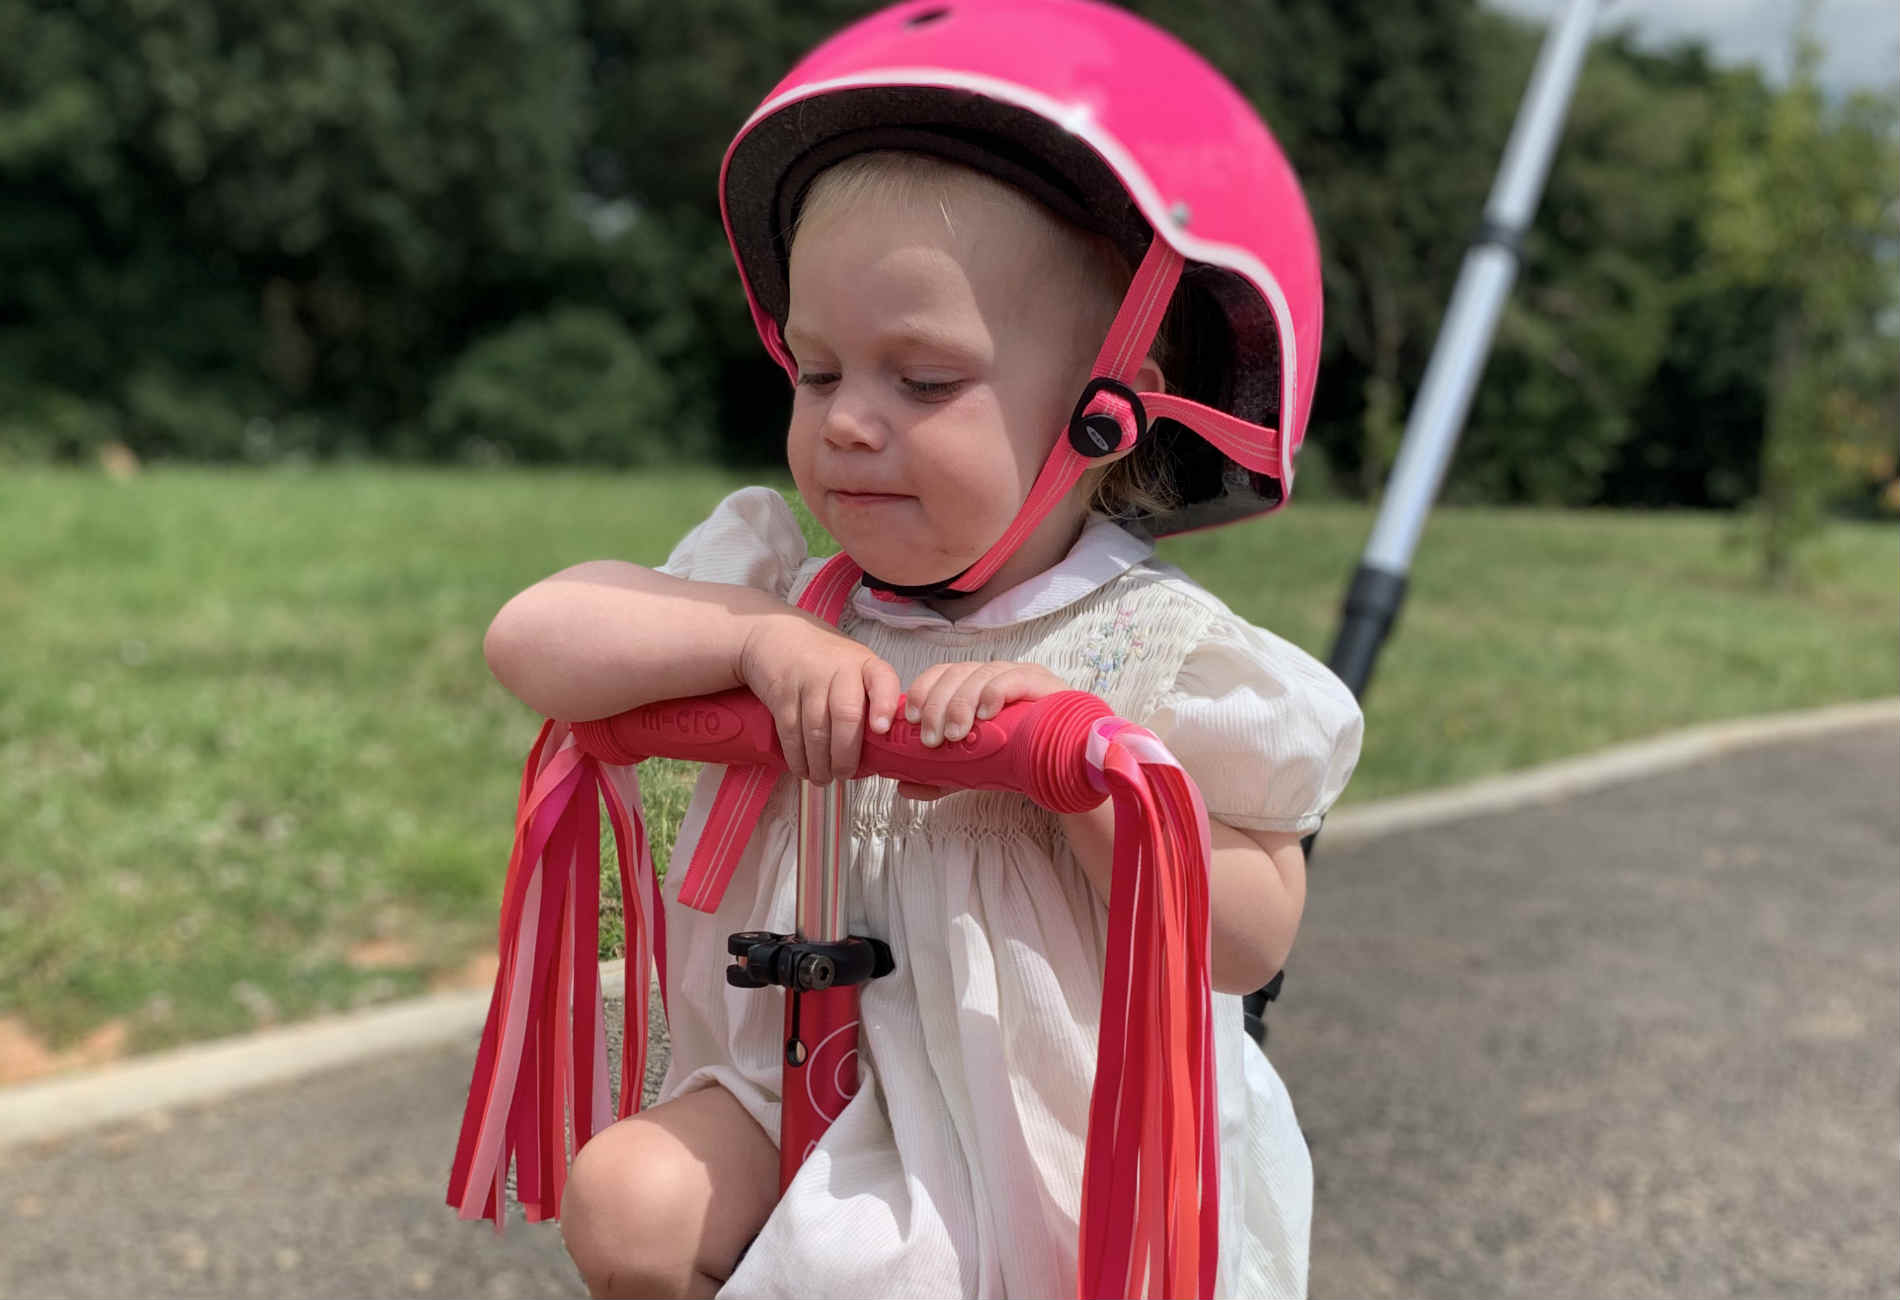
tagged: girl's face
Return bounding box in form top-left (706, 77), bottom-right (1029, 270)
top-left (783, 179), bottom-right (1109, 611)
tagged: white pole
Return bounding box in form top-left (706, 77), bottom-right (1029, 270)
top-left (1328, 0), bottom-right (1609, 698)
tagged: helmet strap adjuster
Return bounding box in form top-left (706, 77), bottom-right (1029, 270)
top-left (1067, 376), bottom-right (1147, 459)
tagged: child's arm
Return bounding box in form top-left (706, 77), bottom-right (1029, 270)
top-left (898, 660), bottom-right (1303, 994)
top-left (484, 560), bottom-right (902, 784)
top-left (1058, 806), bottom-right (1304, 995)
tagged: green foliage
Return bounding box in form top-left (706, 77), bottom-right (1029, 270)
top-left (0, 384), bottom-right (120, 461)
top-left (1, 0), bottom-right (592, 452)
top-left (1458, 28), bottom-right (1701, 505)
top-left (1, 0), bottom-right (1895, 516)
top-left (423, 307), bottom-right (693, 465)
top-left (1700, 15), bottom-right (1900, 580)
top-left (1128, 0), bottom-right (1493, 495)
top-left (574, 0), bottom-right (880, 462)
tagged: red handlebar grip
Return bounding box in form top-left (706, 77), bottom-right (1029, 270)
top-left (573, 689), bottom-right (783, 768)
top-left (570, 688), bottom-right (1111, 814)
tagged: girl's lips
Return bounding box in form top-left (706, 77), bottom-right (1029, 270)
top-left (830, 490), bottom-right (914, 505)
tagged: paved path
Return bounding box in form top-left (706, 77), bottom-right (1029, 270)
top-left (2, 720), bottom-right (1893, 1299)
top-left (1276, 718), bottom-right (1897, 1300)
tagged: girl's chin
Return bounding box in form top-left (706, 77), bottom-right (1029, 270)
top-left (841, 555), bottom-right (960, 587)
top-left (819, 508), bottom-right (996, 587)
top-left (829, 535), bottom-right (979, 588)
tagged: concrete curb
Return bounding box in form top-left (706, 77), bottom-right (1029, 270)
top-left (1319, 695), bottom-right (1897, 848)
top-left (0, 968), bottom-right (633, 1154)
top-left (3, 696), bottom-right (1892, 1152)
top-left (0, 988), bottom-right (489, 1152)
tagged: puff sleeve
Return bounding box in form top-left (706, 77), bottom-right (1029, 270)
top-left (1145, 614), bottom-right (1364, 834)
top-left (656, 486), bottom-right (810, 599)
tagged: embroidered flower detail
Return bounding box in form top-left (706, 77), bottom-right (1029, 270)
top-left (1080, 600), bottom-right (1149, 694)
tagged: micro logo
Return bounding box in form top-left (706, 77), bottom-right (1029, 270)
top-left (640, 701), bottom-right (742, 743)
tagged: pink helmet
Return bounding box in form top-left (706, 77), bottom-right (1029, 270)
top-left (720, 0), bottom-right (1323, 592)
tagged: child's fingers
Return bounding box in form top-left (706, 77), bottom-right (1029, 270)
top-left (940, 663), bottom-right (1064, 740)
top-left (974, 673), bottom-right (1013, 721)
top-left (902, 663), bottom-right (951, 724)
top-left (862, 657), bottom-right (901, 736)
top-left (974, 664), bottom-right (1065, 720)
top-left (936, 664), bottom-right (1002, 742)
top-left (825, 666), bottom-right (866, 784)
top-left (798, 676), bottom-right (836, 785)
top-left (909, 661), bottom-right (984, 745)
top-left (770, 691), bottom-right (808, 784)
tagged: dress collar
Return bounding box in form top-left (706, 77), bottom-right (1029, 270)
top-left (848, 516), bottom-right (1156, 632)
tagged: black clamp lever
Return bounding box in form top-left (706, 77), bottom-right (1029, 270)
top-left (725, 930), bottom-right (895, 992)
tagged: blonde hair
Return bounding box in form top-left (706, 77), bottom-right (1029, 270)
top-left (795, 151), bottom-right (1179, 521)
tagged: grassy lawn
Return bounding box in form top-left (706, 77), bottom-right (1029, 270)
top-left (1, 466), bottom-right (1892, 1064)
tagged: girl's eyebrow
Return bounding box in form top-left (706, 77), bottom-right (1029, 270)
top-left (784, 320), bottom-right (988, 364)
top-left (878, 320), bottom-right (987, 362)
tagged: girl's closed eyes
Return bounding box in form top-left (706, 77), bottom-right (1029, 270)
top-left (899, 375), bottom-right (964, 401)
top-left (793, 370), bottom-right (965, 401)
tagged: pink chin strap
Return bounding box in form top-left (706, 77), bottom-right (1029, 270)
top-left (836, 239), bottom-right (1287, 600)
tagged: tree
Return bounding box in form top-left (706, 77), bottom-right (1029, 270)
top-left (1127, 0), bottom-right (1495, 496)
top-left (575, 0), bottom-right (881, 465)
top-left (0, 0), bottom-right (597, 456)
top-left (1702, 10), bottom-right (1900, 581)
top-left (1456, 23), bottom-right (1705, 505)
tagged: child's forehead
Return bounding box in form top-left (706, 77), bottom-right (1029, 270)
top-left (787, 152), bottom-right (1123, 340)
top-left (785, 219), bottom-right (1000, 347)
top-left (790, 194), bottom-right (1048, 307)
top-left (801, 165), bottom-right (1056, 253)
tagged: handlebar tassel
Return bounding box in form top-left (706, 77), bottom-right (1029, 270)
top-left (446, 720), bottom-right (665, 1225)
top-left (1078, 723), bottom-right (1218, 1300)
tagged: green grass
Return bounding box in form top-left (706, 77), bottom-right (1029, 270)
top-left (1, 467), bottom-right (1892, 1058)
top-left (1162, 505), bottom-right (1897, 799)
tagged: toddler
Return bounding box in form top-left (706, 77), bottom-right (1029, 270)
top-left (481, 2), bottom-right (1362, 1296)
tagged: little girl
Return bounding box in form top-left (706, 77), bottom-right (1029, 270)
top-left (481, 2), bottom-right (1360, 1296)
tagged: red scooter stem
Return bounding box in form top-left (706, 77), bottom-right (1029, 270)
top-left (781, 779), bottom-right (854, 1193)
top-left (571, 688), bottom-right (1112, 814)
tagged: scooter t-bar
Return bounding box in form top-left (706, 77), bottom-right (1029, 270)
top-left (457, 686), bottom-right (1222, 1299)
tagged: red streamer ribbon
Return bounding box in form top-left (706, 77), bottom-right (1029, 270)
top-left (445, 721), bottom-right (663, 1225)
top-left (1078, 719), bottom-right (1218, 1300)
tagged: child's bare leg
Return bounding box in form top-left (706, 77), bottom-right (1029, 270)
top-left (561, 1084), bottom-right (779, 1299)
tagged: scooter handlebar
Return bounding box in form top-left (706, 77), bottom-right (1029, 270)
top-left (569, 687), bottom-right (1112, 815)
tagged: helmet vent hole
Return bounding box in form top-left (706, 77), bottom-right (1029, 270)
top-left (904, 6), bottom-right (951, 27)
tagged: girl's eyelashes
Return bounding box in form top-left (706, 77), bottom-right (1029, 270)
top-left (900, 377), bottom-right (964, 401)
top-left (794, 370), bottom-right (965, 402)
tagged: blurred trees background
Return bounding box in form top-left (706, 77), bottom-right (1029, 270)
top-left (3, 0), bottom-right (1895, 528)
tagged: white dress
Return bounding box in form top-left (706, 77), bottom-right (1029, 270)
top-left (654, 488), bottom-right (1363, 1300)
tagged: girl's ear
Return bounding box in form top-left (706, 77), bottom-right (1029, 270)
top-left (1132, 353), bottom-right (1166, 399)
top-left (1091, 354), bottom-right (1165, 465)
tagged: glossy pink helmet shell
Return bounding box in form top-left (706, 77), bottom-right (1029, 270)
top-left (720, 0), bottom-right (1323, 530)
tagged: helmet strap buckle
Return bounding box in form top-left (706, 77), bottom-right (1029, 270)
top-left (1067, 376), bottom-right (1147, 458)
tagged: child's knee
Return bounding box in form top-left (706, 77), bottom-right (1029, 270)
top-left (562, 1121), bottom-right (705, 1298)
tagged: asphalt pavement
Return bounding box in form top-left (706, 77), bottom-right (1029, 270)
top-left (2, 717), bottom-right (1893, 1299)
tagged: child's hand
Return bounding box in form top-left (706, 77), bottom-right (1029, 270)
top-left (895, 661), bottom-right (1070, 802)
top-left (738, 611), bottom-right (902, 786)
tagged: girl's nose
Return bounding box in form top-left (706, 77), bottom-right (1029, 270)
top-left (820, 387), bottom-right (885, 450)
